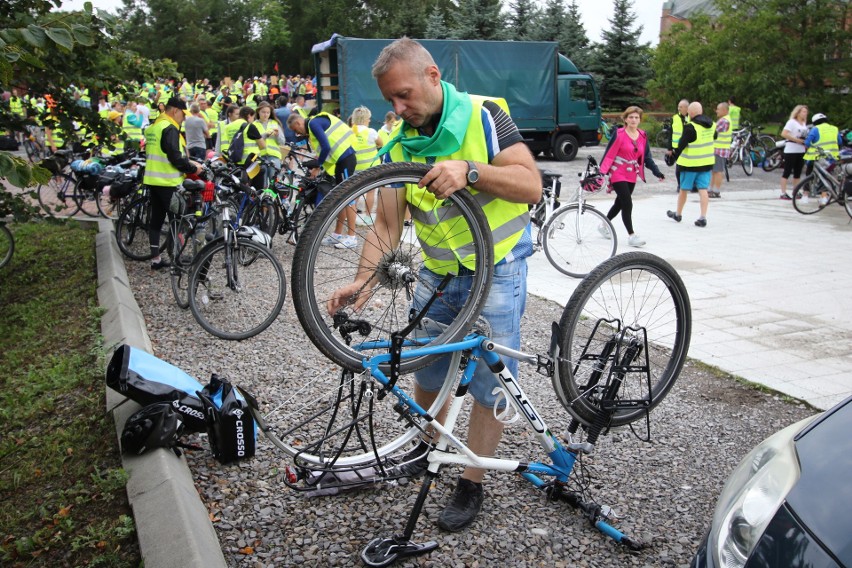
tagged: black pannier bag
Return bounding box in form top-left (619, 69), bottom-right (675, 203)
top-left (197, 374), bottom-right (258, 464)
top-left (106, 344), bottom-right (208, 433)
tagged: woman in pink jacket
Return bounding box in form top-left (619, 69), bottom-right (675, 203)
top-left (599, 106), bottom-right (665, 247)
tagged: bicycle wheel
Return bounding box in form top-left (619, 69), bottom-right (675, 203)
top-left (188, 238), bottom-right (286, 340)
top-left (37, 173), bottom-right (80, 217)
top-left (292, 161), bottom-right (494, 374)
top-left (741, 146), bottom-right (753, 176)
top-left (24, 139), bottom-right (43, 163)
top-left (756, 134), bottom-right (776, 154)
top-left (761, 149), bottom-right (783, 172)
top-left (542, 204), bottom-right (617, 278)
top-left (115, 197), bottom-right (168, 261)
top-left (555, 252), bottom-right (691, 427)
top-left (73, 179), bottom-right (101, 217)
top-left (655, 130), bottom-right (670, 149)
top-left (0, 224), bottom-right (13, 269)
top-left (791, 176), bottom-right (827, 215)
top-left (288, 197), bottom-right (315, 244)
top-left (169, 217), bottom-right (200, 309)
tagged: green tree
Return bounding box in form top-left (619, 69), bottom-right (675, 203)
top-left (447, 0), bottom-right (507, 40)
top-left (589, 0), bottom-right (651, 109)
top-left (505, 0), bottom-right (540, 41)
top-left (424, 5), bottom-right (451, 39)
top-left (561, 0), bottom-right (590, 69)
top-left (651, 0), bottom-right (852, 123)
top-left (531, 0), bottom-right (566, 44)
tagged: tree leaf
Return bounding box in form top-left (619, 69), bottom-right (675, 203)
top-left (21, 25), bottom-right (47, 49)
top-left (71, 25), bottom-right (95, 47)
top-left (45, 27), bottom-right (74, 50)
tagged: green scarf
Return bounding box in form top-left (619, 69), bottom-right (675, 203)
top-left (377, 81), bottom-right (472, 162)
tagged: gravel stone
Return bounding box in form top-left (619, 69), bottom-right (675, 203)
top-left (125, 220), bottom-right (816, 568)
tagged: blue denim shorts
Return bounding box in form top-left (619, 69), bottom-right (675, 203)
top-left (679, 170), bottom-right (711, 191)
top-left (412, 258), bottom-right (528, 408)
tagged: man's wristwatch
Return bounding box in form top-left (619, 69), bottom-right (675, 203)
top-left (466, 160), bottom-right (480, 185)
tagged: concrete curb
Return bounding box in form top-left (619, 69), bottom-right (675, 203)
top-left (96, 220), bottom-right (226, 568)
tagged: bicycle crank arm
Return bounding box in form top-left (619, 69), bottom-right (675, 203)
top-left (360, 536), bottom-right (438, 567)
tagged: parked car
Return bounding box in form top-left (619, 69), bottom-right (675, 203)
top-left (692, 395), bottom-right (852, 568)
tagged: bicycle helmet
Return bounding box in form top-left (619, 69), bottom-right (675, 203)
top-left (237, 225), bottom-right (272, 248)
top-left (120, 402), bottom-right (185, 455)
top-left (581, 173), bottom-right (605, 193)
top-left (812, 113), bottom-right (827, 124)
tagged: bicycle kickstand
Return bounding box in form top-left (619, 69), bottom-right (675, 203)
top-left (360, 470), bottom-right (440, 567)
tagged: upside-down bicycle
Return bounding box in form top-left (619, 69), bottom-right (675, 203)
top-left (244, 162), bottom-right (691, 566)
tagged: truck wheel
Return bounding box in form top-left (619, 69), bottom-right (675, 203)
top-left (553, 133), bottom-right (579, 162)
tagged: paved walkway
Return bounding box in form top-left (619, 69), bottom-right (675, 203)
top-left (527, 180), bottom-right (852, 411)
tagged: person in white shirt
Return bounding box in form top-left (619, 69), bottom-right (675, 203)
top-left (779, 104), bottom-right (809, 200)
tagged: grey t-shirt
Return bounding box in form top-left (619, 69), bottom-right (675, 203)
top-left (184, 115), bottom-right (208, 149)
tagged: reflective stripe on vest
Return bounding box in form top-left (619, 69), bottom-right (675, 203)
top-left (671, 114), bottom-right (686, 149)
top-left (255, 120), bottom-right (281, 159)
top-left (143, 117), bottom-right (185, 187)
top-left (804, 124), bottom-right (840, 160)
top-left (389, 95), bottom-right (528, 274)
top-left (714, 115), bottom-right (732, 151)
top-left (122, 111), bottom-right (142, 141)
top-left (307, 113), bottom-right (354, 175)
top-left (351, 125), bottom-right (378, 171)
top-left (677, 123), bottom-right (715, 168)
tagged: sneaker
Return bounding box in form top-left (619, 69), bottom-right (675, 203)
top-left (695, 217), bottom-right (707, 227)
top-left (779, 193), bottom-right (792, 201)
top-left (597, 224), bottom-right (611, 239)
top-left (666, 210), bottom-right (682, 223)
top-left (334, 235), bottom-right (359, 249)
top-left (437, 478), bottom-right (484, 532)
top-left (627, 234), bottom-right (646, 247)
top-left (708, 190), bottom-right (721, 198)
top-left (151, 258), bottom-right (171, 270)
top-left (321, 232), bottom-right (344, 246)
top-left (388, 441), bottom-right (430, 479)
top-left (819, 196), bottom-right (829, 206)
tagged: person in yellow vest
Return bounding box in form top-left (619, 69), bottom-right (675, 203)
top-left (198, 98), bottom-right (218, 149)
top-left (727, 96), bottom-right (741, 131)
top-left (78, 86), bottom-right (91, 109)
top-left (377, 111), bottom-right (399, 146)
top-left (255, 101), bottom-right (281, 175)
top-left (287, 109), bottom-right (358, 248)
top-left (326, 39), bottom-right (541, 532)
top-left (101, 111), bottom-right (126, 157)
top-left (8, 87), bottom-right (27, 144)
top-left (216, 104), bottom-right (240, 156)
top-left (668, 99), bottom-right (689, 191)
top-left (349, 105), bottom-right (383, 225)
top-left (803, 112), bottom-right (842, 206)
top-left (666, 101), bottom-right (715, 227)
top-left (143, 97), bottom-right (203, 269)
top-left (708, 102), bottom-right (731, 199)
top-left (122, 101), bottom-right (144, 147)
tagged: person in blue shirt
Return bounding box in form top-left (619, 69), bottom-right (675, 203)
top-left (803, 112), bottom-right (843, 206)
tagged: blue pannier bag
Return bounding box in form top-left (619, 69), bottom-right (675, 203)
top-left (106, 344), bottom-right (208, 433)
top-left (197, 374), bottom-right (258, 464)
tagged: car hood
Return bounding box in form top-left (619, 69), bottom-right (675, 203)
top-left (787, 396), bottom-right (852, 566)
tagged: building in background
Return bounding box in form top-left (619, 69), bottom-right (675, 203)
top-left (660, 0), bottom-right (719, 38)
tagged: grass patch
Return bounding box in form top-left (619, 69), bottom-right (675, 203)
top-left (687, 358), bottom-right (815, 409)
top-left (0, 221), bottom-right (140, 567)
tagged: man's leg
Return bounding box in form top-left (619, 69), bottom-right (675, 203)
top-left (677, 187), bottom-right (688, 215)
top-left (698, 189), bottom-right (709, 218)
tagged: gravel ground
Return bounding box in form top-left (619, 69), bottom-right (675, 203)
top-left (125, 230), bottom-right (815, 568)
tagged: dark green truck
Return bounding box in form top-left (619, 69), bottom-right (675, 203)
top-left (310, 35), bottom-right (602, 161)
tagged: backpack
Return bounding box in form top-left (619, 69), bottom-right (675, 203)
top-left (226, 123), bottom-right (249, 163)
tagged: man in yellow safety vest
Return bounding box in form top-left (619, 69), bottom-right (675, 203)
top-left (666, 101), bottom-right (715, 227)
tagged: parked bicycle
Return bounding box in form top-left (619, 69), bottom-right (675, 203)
top-left (0, 221), bottom-right (13, 269)
top-left (725, 121), bottom-right (775, 178)
top-left (530, 157), bottom-right (617, 278)
top-left (271, 162), bottom-right (692, 563)
top-left (791, 147), bottom-right (852, 218)
top-left (655, 117), bottom-right (673, 148)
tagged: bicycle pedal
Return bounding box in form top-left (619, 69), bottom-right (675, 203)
top-left (563, 438), bottom-right (594, 454)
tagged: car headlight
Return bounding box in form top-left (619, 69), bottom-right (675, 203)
top-left (708, 416), bottom-right (817, 568)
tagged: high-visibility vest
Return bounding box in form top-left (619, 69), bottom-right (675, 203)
top-left (713, 115), bottom-right (732, 151)
top-left (677, 122), bottom-right (715, 168)
top-left (102, 137), bottom-right (125, 157)
top-left (351, 125), bottom-right (378, 171)
top-left (79, 88), bottom-right (91, 104)
top-left (180, 82), bottom-right (193, 99)
top-left (217, 120), bottom-right (231, 154)
top-left (246, 98), bottom-right (258, 110)
top-left (255, 120), bottom-right (281, 160)
top-left (143, 115), bottom-right (186, 187)
top-left (202, 108), bottom-right (218, 128)
top-left (728, 104), bottom-right (741, 131)
top-left (48, 126), bottom-right (65, 148)
top-left (240, 122), bottom-right (259, 164)
top-left (9, 96), bottom-right (25, 117)
top-left (122, 110), bottom-right (143, 141)
top-left (389, 95), bottom-right (529, 274)
top-left (223, 119), bottom-right (246, 157)
top-left (671, 113), bottom-right (688, 149)
top-left (804, 123), bottom-right (840, 160)
top-left (307, 113), bottom-right (354, 176)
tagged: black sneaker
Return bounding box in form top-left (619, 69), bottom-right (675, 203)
top-left (151, 258), bottom-right (171, 270)
top-left (437, 478), bottom-right (484, 532)
top-left (695, 218), bottom-right (707, 227)
top-left (388, 440), bottom-right (430, 479)
top-left (666, 210), bottom-right (682, 223)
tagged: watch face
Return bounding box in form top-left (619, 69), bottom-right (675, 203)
top-left (467, 162), bottom-right (479, 184)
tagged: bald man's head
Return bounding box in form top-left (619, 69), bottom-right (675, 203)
top-left (688, 102), bottom-right (703, 118)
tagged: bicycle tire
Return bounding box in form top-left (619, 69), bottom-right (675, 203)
top-left (115, 197), bottom-right (168, 261)
top-left (741, 146), bottom-right (754, 176)
top-left (288, 197), bottom-right (315, 244)
top-left (756, 134), bottom-right (776, 154)
top-left (542, 204), bottom-right (617, 278)
top-left (188, 237), bottom-right (286, 340)
top-left (0, 224), bottom-right (13, 269)
top-left (791, 176), bottom-right (827, 215)
top-left (762, 149), bottom-right (783, 172)
top-left (37, 173), bottom-right (80, 217)
top-left (555, 252), bottom-right (691, 427)
top-left (655, 129), bottom-right (670, 149)
top-left (73, 179), bottom-right (102, 217)
top-left (292, 161), bottom-right (494, 373)
top-left (169, 217), bottom-right (200, 309)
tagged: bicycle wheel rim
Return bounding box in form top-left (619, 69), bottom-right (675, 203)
top-left (0, 225), bottom-right (13, 269)
top-left (116, 198), bottom-right (161, 260)
top-left (792, 177), bottom-right (826, 215)
top-left (74, 181), bottom-right (101, 217)
top-left (292, 162), bottom-right (494, 374)
top-left (38, 174), bottom-right (79, 217)
top-left (556, 252), bottom-right (691, 427)
top-left (188, 238), bottom-right (286, 340)
top-left (542, 204), bottom-right (617, 278)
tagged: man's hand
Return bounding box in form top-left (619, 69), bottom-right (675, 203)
top-left (327, 280), bottom-right (371, 315)
top-left (190, 160), bottom-right (203, 174)
top-left (417, 159), bottom-right (469, 199)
